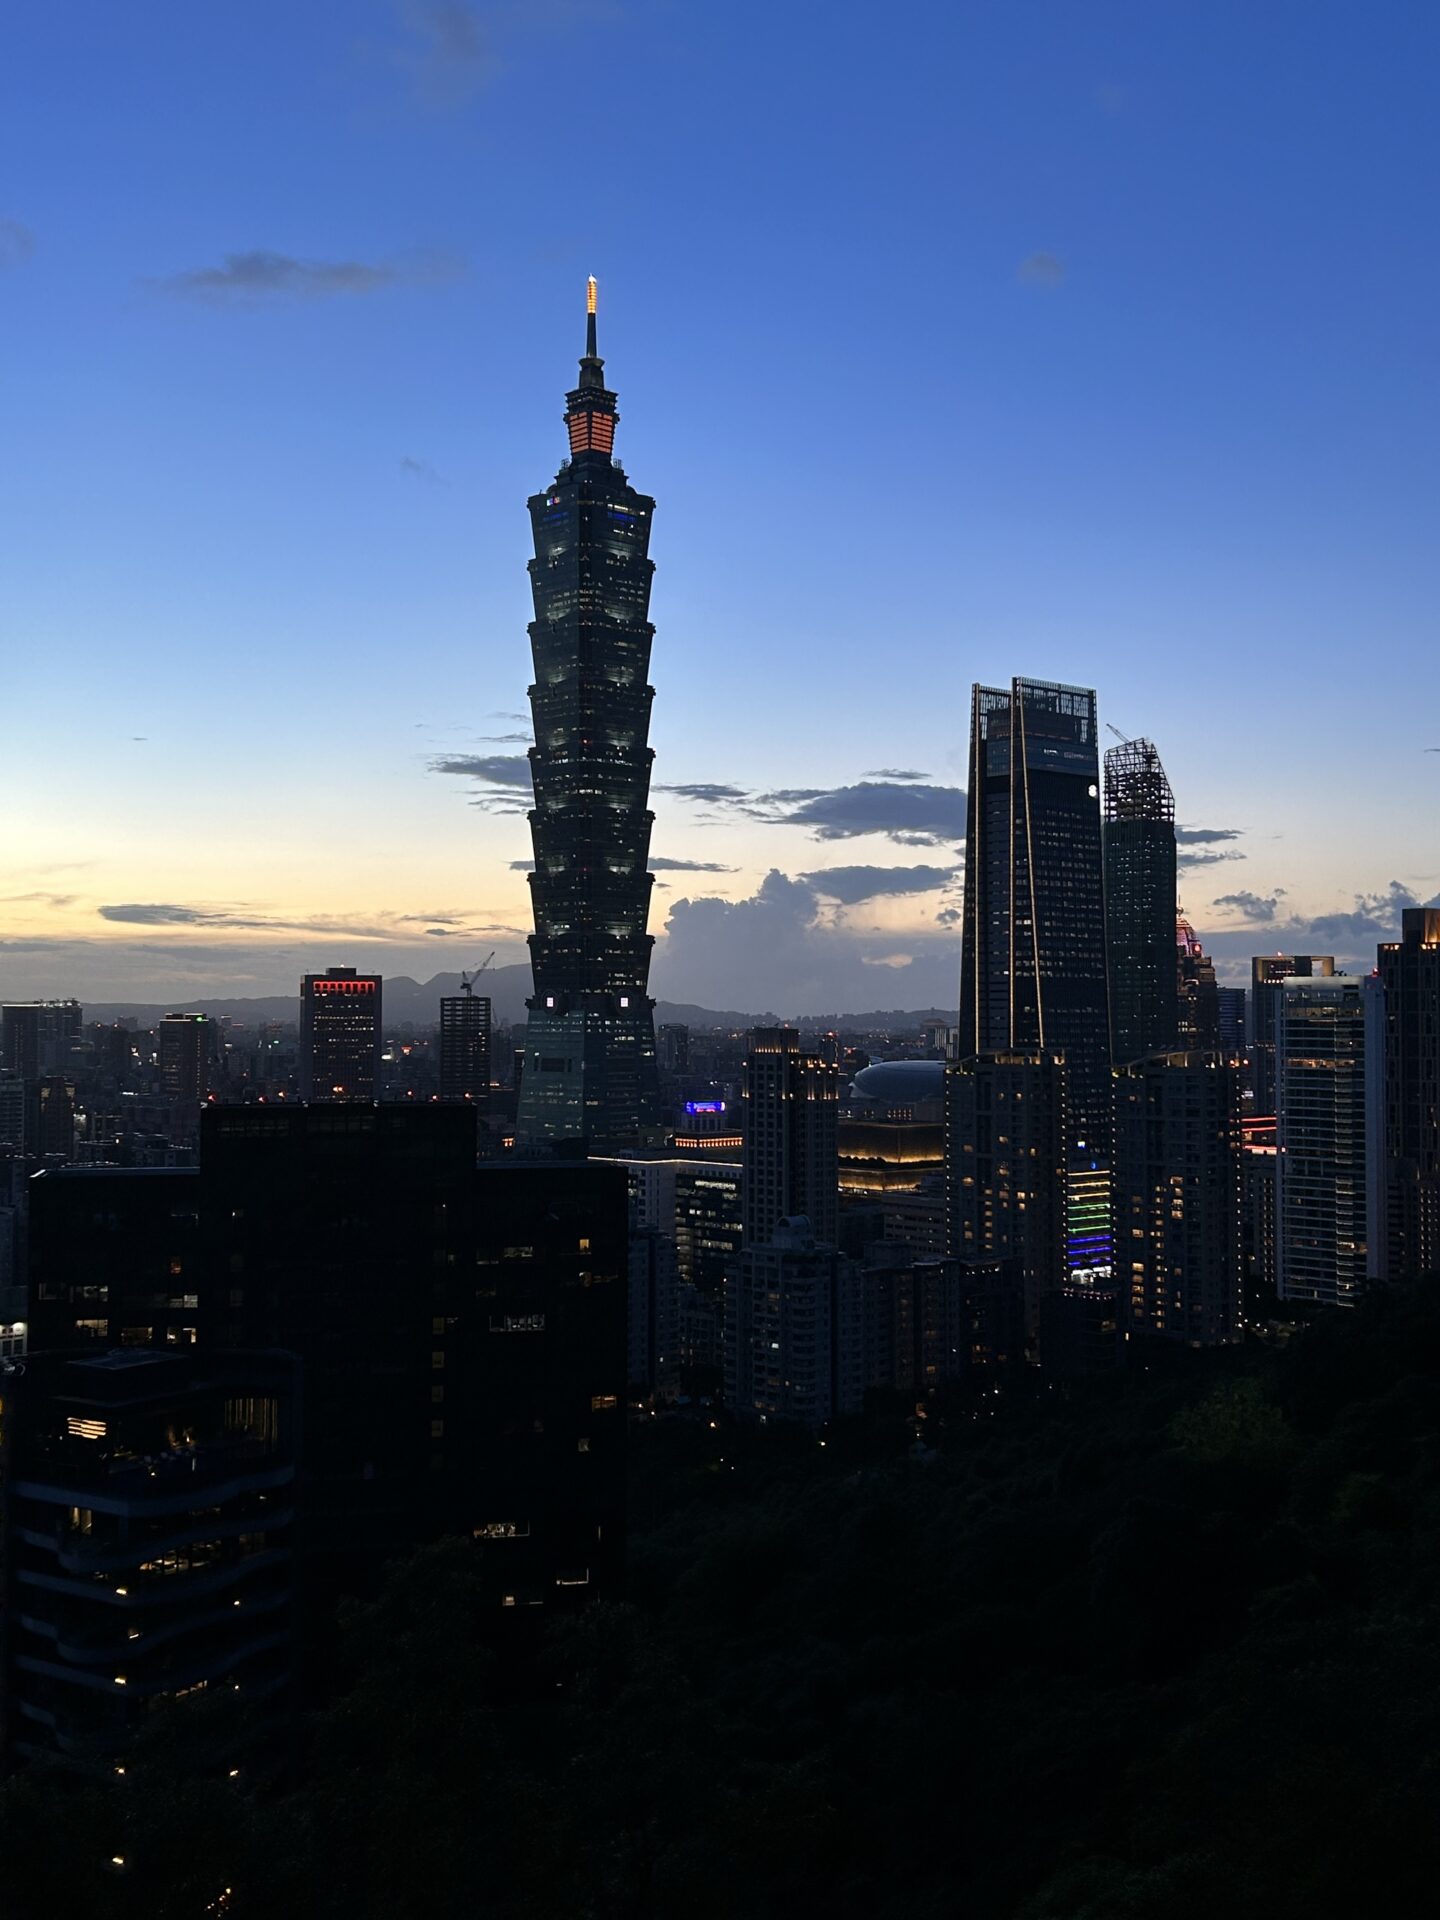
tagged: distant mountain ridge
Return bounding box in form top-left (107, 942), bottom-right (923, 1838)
top-left (85, 969), bottom-right (954, 1032)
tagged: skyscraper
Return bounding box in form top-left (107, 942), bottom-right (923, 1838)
top-left (1250, 954), bottom-right (1335, 1118)
top-left (945, 1049), bottom-right (1068, 1341)
top-left (158, 1011), bottom-right (213, 1106)
top-left (1113, 1051), bottom-right (1243, 1346)
top-left (1176, 915), bottom-right (1221, 1051)
top-left (298, 967), bottom-right (381, 1103)
top-left (959, 679), bottom-right (1111, 1164)
top-left (439, 991), bottom-right (491, 1108)
top-left (741, 1027), bottom-right (840, 1249)
top-left (1276, 974), bottom-right (1367, 1308)
top-left (958, 678), bottom-right (1112, 1281)
top-left (1371, 910), bottom-right (1440, 1281)
top-left (1103, 736), bottom-right (1178, 1063)
top-left (515, 280), bottom-right (660, 1148)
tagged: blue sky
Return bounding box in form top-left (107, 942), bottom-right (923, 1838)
top-left (3, 0), bottom-right (1438, 1010)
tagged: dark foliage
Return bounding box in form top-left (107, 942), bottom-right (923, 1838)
top-left (8, 1282), bottom-right (1440, 1916)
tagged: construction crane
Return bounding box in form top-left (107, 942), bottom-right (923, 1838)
top-left (460, 952), bottom-right (495, 997)
top-left (1106, 722), bottom-right (1133, 745)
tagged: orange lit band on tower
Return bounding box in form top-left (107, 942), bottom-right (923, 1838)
top-left (565, 274), bottom-right (619, 458)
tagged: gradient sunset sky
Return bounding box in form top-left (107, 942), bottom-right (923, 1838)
top-left (4, 1), bottom-right (1438, 1012)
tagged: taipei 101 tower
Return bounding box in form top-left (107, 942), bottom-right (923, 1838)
top-left (515, 280), bottom-right (661, 1146)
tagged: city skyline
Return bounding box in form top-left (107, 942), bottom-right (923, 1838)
top-left (6, 3), bottom-right (1440, 1009)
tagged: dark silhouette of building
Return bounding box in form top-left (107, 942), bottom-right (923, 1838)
top-left (1176, 915), bottom-right (1221, 1051)
top-left (1104, 736), bottom-right (1178, 1063)
top-left (298, 968), bottom-right (381, 1103)
top-left (1250, 953), bottom-right (1334, 1118)
top-left (25, 1113), bottom-right (628, 1651)
top-left (959, 679), bottom-right (1112, 1278)
top-left (159, 1012), bottom-right (213, 1114)
top-left (1371, 909), bottom-right (1440, 1281)
top-left (1217, 987), bottom-right (1247, 1062)
top-left (657, 1023), bottom-right (689, 1075)
top-left (945, 1050), bottom-right (1068, 1345)
top-left (1276, 974), bottom-right (1367, 1308)
top-left (741, 1028), bottom-right (840, 1248)
top-left (439, 991), bottom-right (491, 1108)
top-left (2, 1000), bottom-right (82, 1081)
top-left (0, 1347), bottom-right (298, 1770)
top-left (1113, 1051), bottom-right (1243, 1346)
top-left (516, 280), bottom-right (660, 1148)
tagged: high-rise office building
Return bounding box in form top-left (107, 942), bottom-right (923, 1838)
top-left (1371, 909), bottom-right (1440, 1282)
top-left (158, 1012), bottom-right (213, 1107)
top-left (1276, 974), bottom-right (1367, 1308)
top-left (1176, 915), bottom-right (1221, 1051)
top-left (741, 1027), bottom-right (840, 1249)
top-left (1, 1000), bottom-right (82, 1081)
top-left (439, 991), bottom-right (491, 1108)
top-left (1113, 1051), bottom-right (1243, 1346)
top-left (516, 281), bottom-right (660, 1148)
top-left (959, 677), bottom-right (1111, 1185)
top-left (298, 967), bottom-right (381, 1103)
top-left (727, 1218), bottom-right (855, 1427)
top-left (1250, 954), bottom-right (1334, 1118)
top-left (657, 1023), bottom-right (690, 1075)
top-left (945, 1050), bottom-right (1069, 1342)
top-left (1104, 736), bottom-right (1178, 1063)
top-left (1217, 987), bottom-right (1247, 1062)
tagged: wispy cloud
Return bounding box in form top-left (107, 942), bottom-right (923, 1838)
top-left (1177, 825), bottom-right (1242, 845)
top-left (0, 218), bottom-right (36, 270)
top-left (1018, 251), bottom-right (1065, 287)
top-left (799, 864), bottom-right (956, 905)
top-left (385, 1), bottom-right (621, 113)
top-left (658, 777), bottom-right (966, 848)
top-left (400, 454), bottom-right (449, 485)
top-left (1212, 890), bottom-right (1284, 924)
top-left (153, 249), bottom-right (459, 304)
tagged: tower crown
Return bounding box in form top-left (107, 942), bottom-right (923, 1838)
top-left (566, 275), bottom-right (618, 456)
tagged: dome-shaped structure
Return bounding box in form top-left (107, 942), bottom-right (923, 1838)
top-left (851, 1060), bottom-right (946, 1107)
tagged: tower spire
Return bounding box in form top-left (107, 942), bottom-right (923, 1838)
top-left (566, 274), bottom-right (617, 450)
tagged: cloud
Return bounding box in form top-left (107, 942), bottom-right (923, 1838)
top-left (430, 752), bottom-right (530, 786)
top-left (1178, 848), bottom-right (1245, 871)
top-left (1, 891), bottom-right (78, 908)
top-left (153, 249), bottom-right (457, 304)
top-left (1293, 882), bottom-right (1429, 946)
top-left (389, 1), bottom-right (498, 109)
top-left (649, 857), bottom-right (736, 873)
top-left (1018, 252), bottom-right (1066, 287)
top-left (98, 903), bottom-right (397, 940)
top-left (0, 218), bottom-right (35, 269)
top-left (864, 768), bottom-right (928, 781)
top-left (658, 776), bottom-right (967, 847)
top-left (386, 1), bottom-right (619, 112)
top-left (490, 711), bottom-right (529, 722)
top-left (655, 783), bottom-right (750, 805)
top-left (400, 454), bottom-right (449, 485)
top-left (799, 864), bottom-right (956, 906)
top-left (1176, 825), bottom-right (1242, 845)
top-left (509, 860), bottom-right (536, 871)
top-left (761, 780), bottom-right (966, 846)
top-left (1212, 890), bottom-right (1284, 924)
top-left (656, 870), bottom-right (960, 1017)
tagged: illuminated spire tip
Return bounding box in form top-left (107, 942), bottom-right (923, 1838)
top-left (586, 275), bottom-right (598, 316)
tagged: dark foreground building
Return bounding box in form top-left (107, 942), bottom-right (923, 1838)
top-left (1, 1347), bottom-right (298, 1770)
top-left (20, 1109), bottom-right (628, 1718)
top-left (1372, 909), bottom-right (1440, 1282)
top-left (516, 281), bottom-right (660, 1148)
